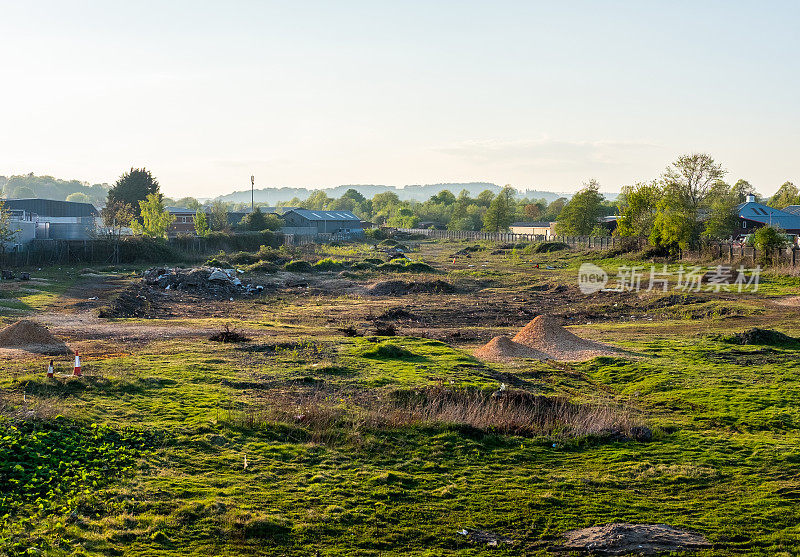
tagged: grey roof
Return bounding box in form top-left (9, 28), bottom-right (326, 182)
top-left (736, 201), bottom-right (800, 230)
top-left (287, 209), bottom-right (361, 222)
top-left (2, 198), bottom-right (98, 217)
top-left (510, 221), bottom-right (552, 227)
top-left (166, 206), bottom-right (195, 213)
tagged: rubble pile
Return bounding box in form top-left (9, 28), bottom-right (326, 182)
top-left (143, 267), bottom-right (266, 298)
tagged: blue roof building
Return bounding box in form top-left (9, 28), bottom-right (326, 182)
top-left (736, 195), bottom-right (800, 234)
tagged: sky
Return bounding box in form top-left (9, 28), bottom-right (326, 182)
top-left (1, 0), bottom-right (798, 198)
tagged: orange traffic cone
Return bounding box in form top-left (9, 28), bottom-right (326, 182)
top-left (73, 352), bottom-right (82, 377)
top-left (47, 359), bottom-right (54, 378)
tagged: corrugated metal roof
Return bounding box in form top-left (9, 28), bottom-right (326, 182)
top-left (736, 201), bottom-right (800, 230)
top-left (287, 209), bottom-right (361, 222)
top-left (2, 198), bottom-right (98, 217)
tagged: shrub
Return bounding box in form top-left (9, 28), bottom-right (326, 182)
top-left (377, 259), bottom-right (436, 273)
top-left (365, 228), bottom-right (391, 241)
top-left (285, 260), bottom-right (313, 272)
top-left (361, 342), bottom-right (418, 360)
top-left (313, 258), bottom-right (347, 271)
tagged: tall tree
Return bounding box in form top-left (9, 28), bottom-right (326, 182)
top-left (768, 181), bottom-right (798, 208)
top-left (703, 183), bottom-right (741, 240)
top-left (662, 153), bottom-right (726, 210)
top-left (207, 201), bottom-right (230, 231)
top-left (616, 181), bottom-right (662, 238)
top-left (194, 210), bottom-right (210, 237)
top-left (555, 180), bottom-right (604, 235)
top-left (131, 193), bottom-right (174, 238)
top-left (649, 194), bottom-right (700, 253)
top-left (482, 186), bottom-right (516, 232)
top-left (0, 200), bottom-right (21, 255)
top-left (108, 168), bottom-right (160, 216)
top-left (239, 207), bottom-right (268, 230)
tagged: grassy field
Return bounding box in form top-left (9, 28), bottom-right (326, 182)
top-left (2, 239), bottom-right (800, 555)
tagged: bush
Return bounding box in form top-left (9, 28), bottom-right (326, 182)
top-left (361, 342), bottom-right (418, 360)
top-left (313, 258), bottom-right (347, 271)
top-left (284, 260), bottom-right (313, 272)
top-left (364, 257), bottom-right (384, 265)
top-left (228, 251), bottom-right (260, 265)
top-left (365, 228), bottom-right (391, 241)
top-left (377, 259), bottom-right (436, 273)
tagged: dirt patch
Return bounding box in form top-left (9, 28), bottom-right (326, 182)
top-left (474, 335), bottom-right (548, 360)
top-left (366, 279), bottom-right (455, 296)
top-left (550, 522), bottom-right (712, 554)
top-left (0, 320), bottom-right (71, 355)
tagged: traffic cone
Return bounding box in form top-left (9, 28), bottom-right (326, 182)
top-left (47, 360), bottom-right (54, 378)
top-left (73, 352), bottom-right (82, 377)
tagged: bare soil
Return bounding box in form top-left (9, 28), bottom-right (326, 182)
top-left (549, 522), bottom-right (712, 555)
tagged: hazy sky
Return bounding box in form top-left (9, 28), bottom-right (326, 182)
top-left (1, 1), bottom-right (798, 198)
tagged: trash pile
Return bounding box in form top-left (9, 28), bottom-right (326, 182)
top-left (143, 267), bottom-right (265, 298)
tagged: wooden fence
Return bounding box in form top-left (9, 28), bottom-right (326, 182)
top-left (397, 228), bottom-right (645, 249)
top-left (684, 243), bottom-right (800, 267)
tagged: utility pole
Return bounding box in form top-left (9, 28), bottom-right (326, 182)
top-left (251, 175), bottom-right (255, 213)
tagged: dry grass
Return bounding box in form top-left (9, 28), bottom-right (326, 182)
top-left (222, 386), bottom-right (642, 442)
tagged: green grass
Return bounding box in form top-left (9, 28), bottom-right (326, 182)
top-left (5, 244), bottom-right (800, 554)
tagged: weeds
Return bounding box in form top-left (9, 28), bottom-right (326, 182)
top-left (221, 386), bottom-right (642, 443)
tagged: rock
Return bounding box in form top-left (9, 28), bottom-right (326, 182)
top-left (208, 269), bottom-right (231, 282)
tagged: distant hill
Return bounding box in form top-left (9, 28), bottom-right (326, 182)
top-left (0, 174), bottom-right (109, 205)
top-left (216, 183), bottom-right (574, 204)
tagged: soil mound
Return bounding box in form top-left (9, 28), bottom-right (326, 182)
top-left (550, 522), bottom-right (711, 555)
top-left (99, 285), bottom-right (168, 319)
top-left (367, 279), bottom-right (455, 296)
top-left (474, 335), bottom-right (548, 360)
top-left (511, 315), bottom-right (620, 360)
top-left (727, 328), bottom-right (800, 347)
top-left (0, 320), bottom-right (71, 354)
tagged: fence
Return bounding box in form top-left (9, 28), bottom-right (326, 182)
top-left (396, 228), bottom-right (645, 249)
top-left (0, 231), bottom-right (283, 267)
top-left (683, 243), bottom-right (800, 267)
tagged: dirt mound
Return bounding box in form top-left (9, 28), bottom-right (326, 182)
top-left (727, 328), bottom-right (800, 346)
top-left (367, 279), bottom-right (455, 296)
top-left (511, 315), bottom-right (620, 360)
top-left (99, 285), bottom-right (169, 319)
top-left (474, 336), bottom-right (548, 360)
top-left (0, 320), bottom-right (71, 354)
top-left (550, 522), bottom-right (711, 555)
top-left (378, 307), bottom-right (417, 320)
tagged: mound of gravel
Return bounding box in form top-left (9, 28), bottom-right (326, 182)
top-left (512, 315), bottom-right (620, 361)
top-left (0, 320), bottom-right (71, 355)
top-left (550, 522), bottom-right (711, 555)
top-left (474, 335), bottom-right (548, 360)
top-left (366, 279), bottom-right (455, 296)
